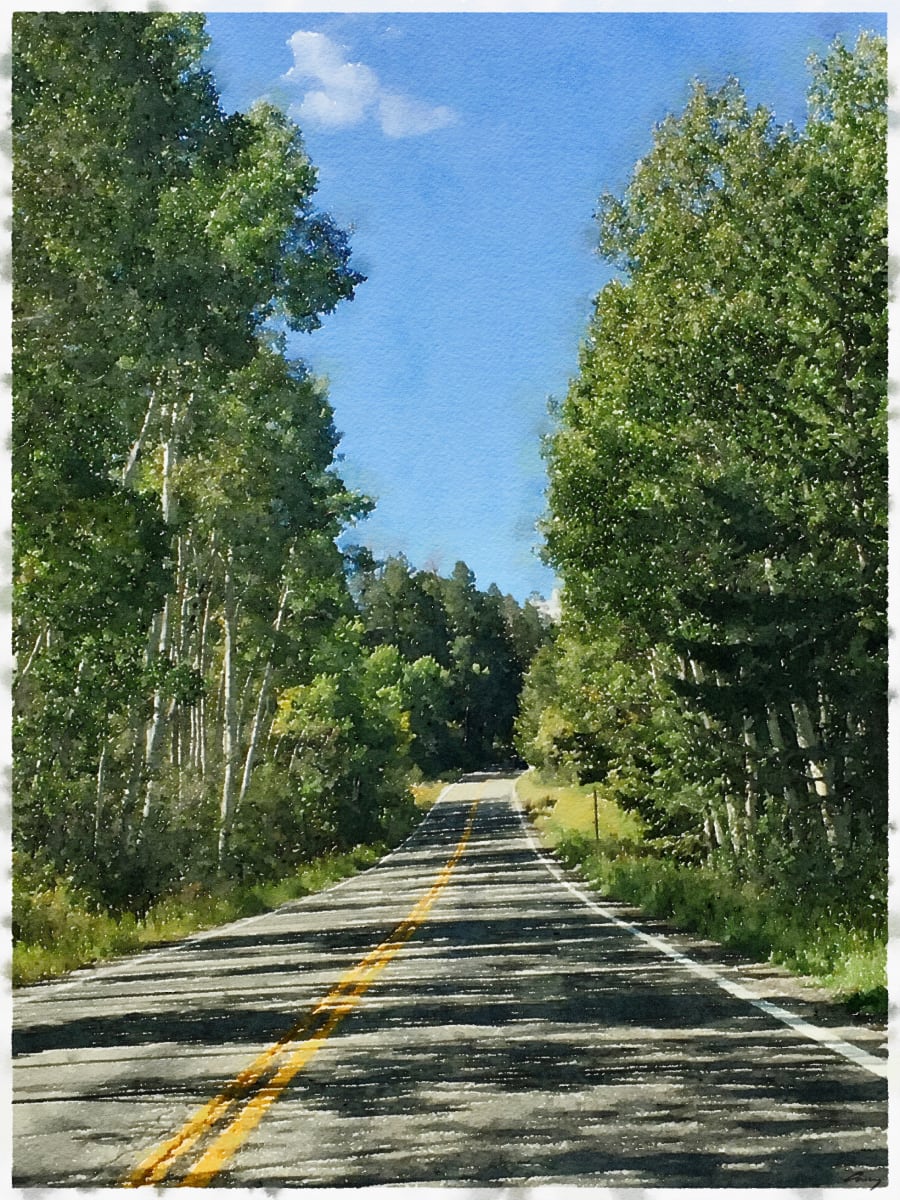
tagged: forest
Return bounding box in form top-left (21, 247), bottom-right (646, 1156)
top-left (12, 13), bottom-right (886, 992)
top-left (11, 12), bottom-right (546, 942)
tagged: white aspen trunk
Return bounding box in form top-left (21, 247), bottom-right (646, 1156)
top-left (790, 696), bottom-right (845, 862)
top-left (132, 391), bottom-right (186, 840)
top-left (235, 661), bottom-right (274, 804)
top-left (173, 713), bottom-right (182, 805)
top-left (710, 806), bottom-right (727, 850)
top-left (217, 553), bottom-right (238, 868)
top-left (120, 608), bottom-right (165, 838)
top-left (159, 399), bottom-right (177, 525)
top-left (689, 657), bottom-right (744, 858)
top-left (190, 704), bottom-right (199, 773)
top-left (136, 395), bottom-right (182, 831)
top-left (168, 534), bottom-right (190, 800)
top-left (791, 697), bottom-right (836, 800)
top-left (689, 665), bottom-right (723, 854)
top-left (122, 385), bottom-right (160, 488)
top-left (138, 594), bottom-right (171, 831)
top-left (742, 715), bottom-right (759, 828)
top-left (702, 810), bottom-right (717, 862)
top-left (687, 661), bottom-right (719, 736)
top-left (198, 693), bottom-right (208, 778)
top-left (850, 501), bottom-right (868, 573)
top-left (175, 535), bottom-right (193, 661)
top-left (17, 625), bottom-right (49, 681)
top-left (648, 649), bottom-right (661, 687)
top-left (723, 794), bottom-right (744, 858)
top-left (765, 705), bottom-right (803, 844)
top-left (195, 587), bottom-right (213, 778)
top-left (93, 743), bottom-right (108, 852)
top-left (236, 580), bottom-right (291, 811)
top-left (761, 561), bottom-right (801, 844)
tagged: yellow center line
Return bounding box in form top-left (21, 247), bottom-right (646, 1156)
top-left (123, 790), bottom-right (481, 1189)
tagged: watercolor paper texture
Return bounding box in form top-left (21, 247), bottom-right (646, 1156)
top-left (8, 3), bottom-right (890, 1191)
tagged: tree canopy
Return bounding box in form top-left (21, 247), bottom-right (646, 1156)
top-left (12, 12), bottom-right (397, 906)
top-left (521, 33), bottom-right (886, 919)
top-left (354, 554), bottom-right (549, 775)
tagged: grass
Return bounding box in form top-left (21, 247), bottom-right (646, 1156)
top-left (516, 769), bottom-right (644, 843)
top-left (410, 779), bottom-right (453, 810)
top-left (12, 843), bottom-right (387, 988)
top-left (517, 772), bottom-right (887, 1018)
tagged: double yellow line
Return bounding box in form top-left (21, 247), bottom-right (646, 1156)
top-left (123, 792), bottom-right (480, 1188)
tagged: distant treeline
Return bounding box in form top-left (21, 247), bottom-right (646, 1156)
top-left (517, 34), bottom-right (887, 926)
top-left (12, 12), bottom-right (547, 915)
top-left (354, 553), bottom-right (547, 775)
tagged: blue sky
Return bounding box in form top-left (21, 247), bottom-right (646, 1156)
top-left (203, 10), bottom-right (886, 602)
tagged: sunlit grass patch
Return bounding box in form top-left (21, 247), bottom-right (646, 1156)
top-left (410, 780), bottom-right (451, 810)
top-left (516, 770), bottom-right (643, 842)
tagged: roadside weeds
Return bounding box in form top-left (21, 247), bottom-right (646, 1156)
top-left (12, 780), bottom-right (455, 988)
top-left (515, 775), bottom-right (887, 1020)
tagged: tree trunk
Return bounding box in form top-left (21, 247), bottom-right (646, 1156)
top-left (722, 793), bottom-right (744, 860)
top-left (217, 552), bottom-right (238, 868)
top-left (118, 607), bottom-right (165, 848)
top-left (93, 743), bottom-right (108, 853)
top-left (790, 696), bottom-right (846, 866)
top-left (236, 579), bottom-right (291, 812)
top-left (121, 384), bottom-right (160, 488)
top-left (195, 587), bottom-right (213, 777)
top-left (742, 714), bottom-right (760, 865)
top-left (138, 595), bottom-right (172, 834)
top-left (765, 704), bottom-right (803, 846)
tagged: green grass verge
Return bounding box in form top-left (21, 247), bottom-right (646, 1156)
top-left (12, 843), bottom-right (387, 989)
top-left (517, 774), bottom-right (887, 1017)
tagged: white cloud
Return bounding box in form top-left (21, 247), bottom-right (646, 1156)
top-left (377, 92), bottom-right (457, 138)
top-left (283, 30), bottom-right (457, 138)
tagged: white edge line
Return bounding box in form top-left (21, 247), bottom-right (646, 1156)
top-left (509, 783), bottom-right (889, 1081)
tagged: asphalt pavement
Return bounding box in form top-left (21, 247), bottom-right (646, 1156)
top-left (12, 774), bottom-right (889, 1187)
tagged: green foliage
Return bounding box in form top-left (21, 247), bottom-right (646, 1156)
top-left (355, 555), bottom-right (550, 773)
top-left (526, 33), bottom-right (887, 926)
top-left (11, 11), bottom-right (412, 923)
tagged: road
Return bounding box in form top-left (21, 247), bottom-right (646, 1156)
top-left (13, 775), bottom-right (888, 1188)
